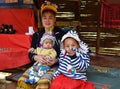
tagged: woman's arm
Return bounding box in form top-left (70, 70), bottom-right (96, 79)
top-left (28, 32), bottom-right (40, 62)
top-left (28, 30), bottom-right (44, 62)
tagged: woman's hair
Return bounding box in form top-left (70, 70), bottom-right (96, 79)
top-left (41, 9), bottom-right (56, 16)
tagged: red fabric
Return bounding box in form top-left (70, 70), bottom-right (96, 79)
top-left (0, 34), bottom-right (32, 70)
top-left (50, 74), bottom-right (96, 89)
top-left (0, 34), bottom-right (31, 49)
top-left (0, 8), bottom-right (38, 70)
top-left (0, 8), bottom-right (37, 34)
top-left (100, 0), bottom-right (120, 28)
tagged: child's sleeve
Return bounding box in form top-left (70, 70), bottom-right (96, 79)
top-left (53, 70), bottom-right (61, 79)
top-left (71, 53), bottom-right (90, 72)
top-left (49, 49), bottom-right (57, 59)
top-left (52, 51), bottom-right (67, 79)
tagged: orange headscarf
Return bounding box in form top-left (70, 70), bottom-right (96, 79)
top-left (41, 1), bottom-right (58, 14)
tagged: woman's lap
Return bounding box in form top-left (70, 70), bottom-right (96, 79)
top-left (17, 67), bottom-right (57, 89)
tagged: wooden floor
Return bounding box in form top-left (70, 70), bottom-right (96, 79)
top-left (0, 79), bottom-right (17, 89)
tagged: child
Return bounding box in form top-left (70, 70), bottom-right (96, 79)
top-left (50, 30), bottom-right (96, 89)
top-left (24, 33), bottom-right (57, 84)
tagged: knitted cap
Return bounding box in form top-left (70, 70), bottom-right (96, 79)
top-left (61, 30), bottom-right (89, 54)
top-left (40, 33), bottom-right (55, 46)
top-left (41, 1), bottom-right (58, 14)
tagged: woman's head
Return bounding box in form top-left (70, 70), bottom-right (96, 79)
top-left (41, 1), bottom-right (57, 15)
top-left (41, 1), bottom-right (57, 29)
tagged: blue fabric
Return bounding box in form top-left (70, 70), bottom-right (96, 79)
top-left (87, 65), bottom-right (120, 89)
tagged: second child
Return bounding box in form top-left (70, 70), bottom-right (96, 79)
top-left (50, 30), bottom-right (96, 89)
top-left (24, 33), bottom-right (57, 84)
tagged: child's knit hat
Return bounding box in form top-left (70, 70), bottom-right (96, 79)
top-left (61, 30), bottom-right (89, 54)
top-left (40, 33), bottom-right (55, 46)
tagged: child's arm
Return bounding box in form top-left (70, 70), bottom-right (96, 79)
top-left (53, 70), bottom-right (61, 79)
top-left (52, 51), bottom-right (68, 79)
top-left (71, 53), bottom-right (90, 72)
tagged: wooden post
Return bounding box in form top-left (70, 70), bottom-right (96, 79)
top-left (96, 27), bottom-right (100, 54)
top-left (37, 9), bottom-right (41, 29)
top-left (96, 1), bottom-right (101, 54)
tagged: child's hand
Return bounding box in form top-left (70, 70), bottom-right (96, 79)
top-left (60, 49), bottom-right (66, 54)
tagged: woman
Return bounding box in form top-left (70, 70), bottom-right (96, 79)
top-left (17, 1), bottom-right (66, 89)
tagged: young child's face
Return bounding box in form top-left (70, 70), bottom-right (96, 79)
top-left (63, 37), bottom-right (79, 56)
top-left (42, 39), bottom-right (53, 49)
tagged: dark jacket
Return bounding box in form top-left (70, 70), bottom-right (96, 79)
top-left (29, 26), bottom-right (66, 62)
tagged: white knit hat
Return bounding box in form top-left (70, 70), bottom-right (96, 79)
top-left (61, 30), bottom-right (89, 54)
top-left (40, 33), bottom-right (55, 46)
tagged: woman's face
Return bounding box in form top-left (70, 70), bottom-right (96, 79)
top-left (42, 12), bottom-right (56, 29)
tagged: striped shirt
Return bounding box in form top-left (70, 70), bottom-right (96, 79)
top-left (53, 52), bottom-right (90, 81)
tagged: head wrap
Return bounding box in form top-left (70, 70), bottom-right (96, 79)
top-left (41, 1), bottom-right (58, 14)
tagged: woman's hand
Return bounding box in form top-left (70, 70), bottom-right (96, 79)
top-left (34, 55), bottom-right (57, 66)
top-left (34, 55), bottom-right (47, 65)
top-left (46, 58), bottom-right (58, 66)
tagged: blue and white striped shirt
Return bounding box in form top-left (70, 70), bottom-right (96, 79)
top-left (53, 52), bottom-right (90, 81)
